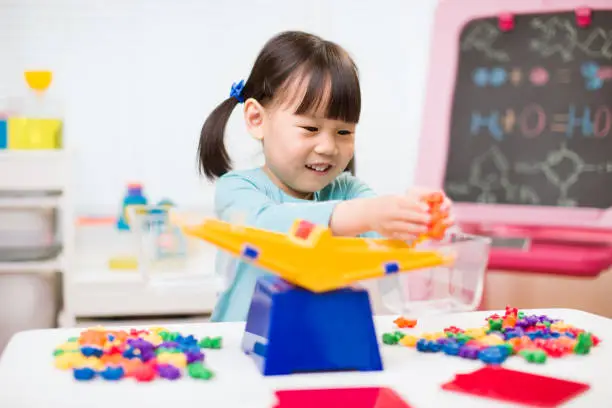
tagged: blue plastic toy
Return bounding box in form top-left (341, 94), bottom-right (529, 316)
top-left (80, 346), bottom-right (103, 358)
top-left (0, 119), bottom-right (7, 149)
top-left (478, 346), bottom-right (509, 365)
top-left (241, 275), bottom-right (383, 376)
top-left (100, 366), bottom-right (124, 380)
top-left (73, 367), bottom-right (96, 381)
top-left (443, 342), bottom-right (461, 356)
top-left (416, 338), bottom-right (443, 353)
top-left (116, 183), bottom-right (148, 230)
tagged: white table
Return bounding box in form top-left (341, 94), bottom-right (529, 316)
top-left (0, 309), bottom-right (610, 408)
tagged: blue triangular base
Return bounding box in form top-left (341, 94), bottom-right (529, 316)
top-left (241, 276), bottom-right (383, 376)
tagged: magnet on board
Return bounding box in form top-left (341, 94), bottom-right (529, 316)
top-left (576, 7), bottom-right (592, 28)
top-left (498, 13), bottom-right (514, 32)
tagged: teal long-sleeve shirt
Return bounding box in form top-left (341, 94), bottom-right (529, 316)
top-left (209, 167), bottom-right (378, 322)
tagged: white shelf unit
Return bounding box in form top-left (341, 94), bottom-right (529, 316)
top-left (64, 215), bottom-right (220, 327)
top-left (0, 151), bottom-right (220, 327)
top-left (0, 149), bottom-right (74, 327)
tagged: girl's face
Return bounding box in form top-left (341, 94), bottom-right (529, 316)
top-left (243, 82), bottom-right (356, 199)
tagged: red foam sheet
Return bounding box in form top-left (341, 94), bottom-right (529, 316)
top-left (442, 366), bottom-right (590, 407)
top-left (273, 387), bottom-right (413, 408)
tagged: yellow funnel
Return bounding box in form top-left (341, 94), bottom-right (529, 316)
top-left (24, 71), bottom-right (52, 92)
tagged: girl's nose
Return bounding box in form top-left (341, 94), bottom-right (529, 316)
top-left (313, 133), bottom-right (338, 156)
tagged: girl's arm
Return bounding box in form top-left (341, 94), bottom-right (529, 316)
top-left (330, 172), bottom-right (381, 237)
top-left (214, 171), bottom-right (431, 239)
top-left (215, 172), bottom-right (352, 234)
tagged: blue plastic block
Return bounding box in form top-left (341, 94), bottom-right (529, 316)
top-left (242, 244), bottom-right (260, 260)
top-left (384, 261), bottom-right (399, 274)
top-left (241, 275), bottom-right (383, 376)
top-left (0, 120), bottom-right (6, 149)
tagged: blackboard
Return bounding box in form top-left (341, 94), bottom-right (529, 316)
top-left (444, 11), bottom-right (612, 208)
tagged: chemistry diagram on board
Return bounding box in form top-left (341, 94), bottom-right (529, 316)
top-left (444, 11), bottom-right (612, 209)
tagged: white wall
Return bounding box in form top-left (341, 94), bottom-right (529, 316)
top-left (0, 0), bottom-right (438, 214)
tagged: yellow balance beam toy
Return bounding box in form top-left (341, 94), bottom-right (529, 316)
top-left (182, 218), bottom-right (454, 293)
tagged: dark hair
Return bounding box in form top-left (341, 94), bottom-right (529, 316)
top-left (198, 30), bottom-right (361, 180)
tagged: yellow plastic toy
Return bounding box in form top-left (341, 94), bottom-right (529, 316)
top-left (182, 218), bottom-right (454, 293)
top-left (8, 70), bottom-right (62, 149)
top-left (24, 70), bottom-right (53, 92)
top-left (8, 117), bottom-right (62, 149)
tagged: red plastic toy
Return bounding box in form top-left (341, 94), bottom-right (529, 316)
top-left (274, 387), bottom-right (414, 408)
top-left (442, 366), bottom-right (590, 407)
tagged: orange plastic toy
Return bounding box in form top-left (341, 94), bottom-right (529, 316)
top-left (407, 192), bottom-right (450, 248)
top-left (424, 192), bottom-right (448, 240)
top-left (394, 317), bottom-right (418, 328)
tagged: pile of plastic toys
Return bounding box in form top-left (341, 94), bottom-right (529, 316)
top-left (382, 306), bottom-right (600, 365)
top-left (53, 326), bottom-right (222, 381)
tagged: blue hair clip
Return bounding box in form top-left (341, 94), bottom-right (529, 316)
top-left (230, 80), bottom-right (245, 103)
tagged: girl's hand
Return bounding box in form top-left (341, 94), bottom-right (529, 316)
top-left (329, 188), bottom-right (454, 239)
top-left (405, 187), bottom-right (455, 227)
top-left (364, 194), bottom-right (432, 240)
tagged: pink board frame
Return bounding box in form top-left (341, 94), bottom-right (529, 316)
top-left (415, 0), bottom-right (612, 229)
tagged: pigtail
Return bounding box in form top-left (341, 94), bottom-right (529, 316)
top-left (198, 97), bottom-right (240, 180)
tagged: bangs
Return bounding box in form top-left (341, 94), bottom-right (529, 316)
top-left (278, 53), bottom-right (361, 124)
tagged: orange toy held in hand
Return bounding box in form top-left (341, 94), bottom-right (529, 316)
top-left (423, 192), bottom-right (449, 240)
top-left (403, 192), bottom-right (450, 248)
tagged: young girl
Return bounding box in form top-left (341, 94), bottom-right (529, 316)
top-left (198, 30), bottom-right (453, 322)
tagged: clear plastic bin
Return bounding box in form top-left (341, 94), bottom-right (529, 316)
top-left (125, 206), bottom-right (216, 284)
top-left (0, 204), bottom-right (61, 262)
top-left (378, 231), bottom-right (491, 316)
top-left (0, 272), bottom-right (59, 353)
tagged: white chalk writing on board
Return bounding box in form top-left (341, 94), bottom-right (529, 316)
top-left (530, 16), bottom-right (612, 62)
top-left (461, 22), bottom-right (510, 62)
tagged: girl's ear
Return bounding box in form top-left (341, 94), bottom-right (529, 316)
top-left (243, 98), bottom-right (265, 141)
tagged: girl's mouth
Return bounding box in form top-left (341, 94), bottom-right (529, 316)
top-left (305, 163), bottom-right (333, 174)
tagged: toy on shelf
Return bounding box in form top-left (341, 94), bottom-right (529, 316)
top-left (180, 194), bottom-right (473, 376)
top-left (7, 70), bottom-right (63, 150)
top-left (110, 186), bottom-right (188, 271)
top-left (116, 183), bottom-right (148, 231)
top-left (0, 116), bottom-right (6, 149)
top-left (136, 201), bottom-right (188, 263)
top-left (107, 256), bottom-right (139, 270)
top-left (24, 70), bottom-right (52, 93)
top-left (109, 201), bottom-right (189, 273)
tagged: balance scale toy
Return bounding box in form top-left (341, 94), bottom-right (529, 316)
top-left (182, 217), bottom-right (454, 376)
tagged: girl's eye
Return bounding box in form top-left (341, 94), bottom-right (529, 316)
top-left (338, 130), bottom-right (352, 136)
top-left (301, 126), bottom-right (318, 132)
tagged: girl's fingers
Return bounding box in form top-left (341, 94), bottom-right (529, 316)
top-left (391, 233), bottom-right (419, 241)
top-left (385, 221), bottom-right (428, 237)
top-left (397, 210), bottom-right (431, 225)
top-left (397, 195), bottom-right (431, 214)
top-left (396, 191), bottom-right (455, 227)
top-left (406, 186), bottom-right (438, 197)
top-left (441, 196), bottom-right (453, 212)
